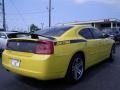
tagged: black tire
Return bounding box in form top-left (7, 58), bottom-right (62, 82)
top-left (109, 45), bottom-right (116, 60)
top-left (65, 53), bottom-right (84, 83)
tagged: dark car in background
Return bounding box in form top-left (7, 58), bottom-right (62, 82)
top-left (102, 28), bottom-right (120, 43)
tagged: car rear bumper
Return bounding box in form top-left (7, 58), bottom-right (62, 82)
top-left (2, 50), bottom-right (69, 80)
top-left (3, 64), bottom-right (64, 80)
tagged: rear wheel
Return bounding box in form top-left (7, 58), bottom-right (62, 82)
top-left (65, 54), bottom-right (84, 83)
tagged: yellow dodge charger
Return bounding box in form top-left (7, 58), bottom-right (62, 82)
top-left (2, 25), bottom-right (115, 82)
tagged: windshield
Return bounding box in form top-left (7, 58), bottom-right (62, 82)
top-left (34, 26), bottom-right (73, 37)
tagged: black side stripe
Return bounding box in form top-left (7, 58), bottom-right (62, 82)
top-left (70, 39), bottom-right (87, 43)
top-left (54, 39), bottom-right (87, 46)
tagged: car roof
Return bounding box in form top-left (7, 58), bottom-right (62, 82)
top-left (57, 24), bottom-right (91, 27)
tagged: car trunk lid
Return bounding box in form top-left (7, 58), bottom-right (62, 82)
top-left (6, 38), bottom-right (55, 56)
top-left (7, 39), bottom-right (37, 54)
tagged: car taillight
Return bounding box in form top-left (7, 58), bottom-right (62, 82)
top-left (35, 40), bottom-right (54, 54)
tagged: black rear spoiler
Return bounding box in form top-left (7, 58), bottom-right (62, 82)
top-left (8, 33), bottom-right (56, 40)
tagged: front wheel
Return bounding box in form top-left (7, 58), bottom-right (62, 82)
top-left (65, 54), bottom-right (84, 83)
top-left (110, 45), bottom-right (116, 60)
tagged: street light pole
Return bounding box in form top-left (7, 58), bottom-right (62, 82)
top-left (2, 0), bottom-right (6, 31)
top-left (49, 0), bottom-right (52, 27)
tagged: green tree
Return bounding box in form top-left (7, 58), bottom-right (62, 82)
top-left (30, 24), bottom-right (40, 33)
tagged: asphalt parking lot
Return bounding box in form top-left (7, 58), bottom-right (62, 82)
top-left (0, 45), bottom-right (120, 90)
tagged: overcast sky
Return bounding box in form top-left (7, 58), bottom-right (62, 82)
top-left (4, 0), bottom-right (120, 31)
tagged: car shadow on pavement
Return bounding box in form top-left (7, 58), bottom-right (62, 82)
top-left (16, 76), bottom-right (74, 90)
top-left (15, 59), bottom-right (115, 90)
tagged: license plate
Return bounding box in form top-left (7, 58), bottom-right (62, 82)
top-left (11, 59), bottom-right (20, 67)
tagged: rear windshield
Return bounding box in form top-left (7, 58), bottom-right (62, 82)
top-left (34, 26), bottom-right (73, 37)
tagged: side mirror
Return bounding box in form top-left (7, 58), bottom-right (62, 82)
top-left (109, 35), bottom-right (114, 39)
top-left (101, 33), bottom-right (109, 38)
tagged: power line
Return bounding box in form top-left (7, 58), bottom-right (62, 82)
top-left (9, 0), bottom-right (27, 26)
top-left (6, 11), bottom-right (47, 15)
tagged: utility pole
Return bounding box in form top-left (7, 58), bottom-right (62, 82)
top-left (2, 0), bottom-right (6, 31)
top-left (48, 0), bottom-right (52, 27)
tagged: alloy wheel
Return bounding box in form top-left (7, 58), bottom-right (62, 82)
top-left (71, 57), bottom-right (84, 80)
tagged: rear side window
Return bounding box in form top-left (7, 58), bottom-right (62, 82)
top-left (79, 28), bottom-right (93, 39)
top-left (34, 26), bottom-right (73, 37)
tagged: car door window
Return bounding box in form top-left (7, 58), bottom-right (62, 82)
top-left (90, 28), bottom-right (103, 39)
top-left (79, 28), bottom-right (94, 39)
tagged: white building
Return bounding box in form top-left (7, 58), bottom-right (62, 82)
top-left (62, 18), bottom-right (120, 31)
